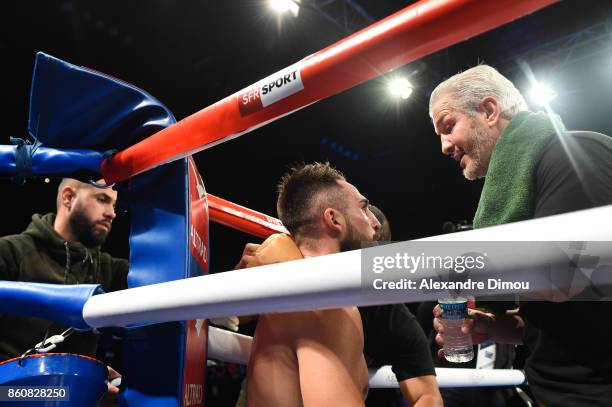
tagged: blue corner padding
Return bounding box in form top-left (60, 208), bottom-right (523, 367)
top-left (0, 144), bottom-right (106, 181)
top-left (0, 281), bottom-right (102, 330)
top-left (28, 52), bottom-right (175, 150)
top-left (0, 354), bottom-right (108, 406)
top-left (5, 52), bottom-right (208, 405)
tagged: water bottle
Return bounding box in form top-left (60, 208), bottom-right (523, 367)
top-left (439, 297), bottom-right (474, 363)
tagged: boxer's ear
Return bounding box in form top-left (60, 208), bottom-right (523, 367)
top-left (323, 207), bottom-right (344, 234)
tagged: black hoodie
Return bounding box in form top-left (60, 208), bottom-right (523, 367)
top-left (0, 213), bottom-right (128, 360)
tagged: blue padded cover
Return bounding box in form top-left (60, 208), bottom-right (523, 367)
top-left (0, 282), bottom-right (101, 330)
top-left (0, 145), bottom-right (106, 181)
top-left (28, 52), bottom-right (175, 150)
top-left (16, 52), bottom-right (208, 406)
top-left (0, 353), bottom-right (107, 406)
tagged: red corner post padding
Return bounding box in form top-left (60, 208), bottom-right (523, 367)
top-left (102, 0), bottom-right (558, 183)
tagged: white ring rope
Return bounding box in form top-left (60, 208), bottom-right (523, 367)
top-left (208, 327), bottom-right (526, 388)
top-left (82, 205), bottom-right (612, 328)
top-left (208, 326), bottom-right (253, 365)
top-left (370, 366), bottom-right (526, 389)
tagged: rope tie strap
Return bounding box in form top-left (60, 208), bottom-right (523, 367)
top-left (9, 136), bottom-right (42, 185)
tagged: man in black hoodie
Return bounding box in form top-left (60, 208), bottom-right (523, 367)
top-left (0, 178), bottom-right (128, 361)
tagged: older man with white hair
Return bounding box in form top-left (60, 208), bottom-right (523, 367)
top-left (429, 65), bottom-right (612, 407)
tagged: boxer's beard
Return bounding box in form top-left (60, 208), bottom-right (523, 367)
top-left (340, 219), bottom-right (373, 252)
top-left (69, 203), bottom-right (110, 247)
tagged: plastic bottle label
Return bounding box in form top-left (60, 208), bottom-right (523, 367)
top-left (440, 302), bottom-right (468, 320)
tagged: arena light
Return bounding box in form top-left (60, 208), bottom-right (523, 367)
top-left (269, 0), bottom-right (299, 17)
top-left (530, 82), bottom-right (557, 106)
top-left (388, 77), bottom-right (414, 99)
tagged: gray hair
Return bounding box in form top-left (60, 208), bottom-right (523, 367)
top-left (429, 65), bottom-right (528, 119)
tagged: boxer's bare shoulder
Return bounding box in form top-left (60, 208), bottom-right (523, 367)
top-left (247, 307), bottom-right (367, 407)
top-left (247, 312), bottom-right (303, 406)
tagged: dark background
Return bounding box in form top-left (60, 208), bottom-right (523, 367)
top-left (1, 1), bottom-right (611, 405)
top-left (2, 1), bottom-right (611, 271)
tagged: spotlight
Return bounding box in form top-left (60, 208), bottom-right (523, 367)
top-left (530, 82), bottom-right (557, 106)
top-left (388, 77), bottom-right (414, 100)
top-left (269, 0), bottom-right (299, 17)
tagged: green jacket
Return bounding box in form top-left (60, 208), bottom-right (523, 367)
top-left (0, 213), bottom-right (128, 360)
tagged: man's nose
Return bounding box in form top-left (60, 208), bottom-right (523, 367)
top-left (371, 215), bottom-right (381, 231)
top-left (105, 205), bottom-right (116, 220)
top-left (441, 137), bottom-right (454, 155)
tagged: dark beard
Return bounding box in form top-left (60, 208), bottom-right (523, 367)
top-left (68, 206), bottom-right (109, 247)
top-left (339, 220), bottom-right (371, 252)
top-left (340, 237), bottom-right (362, 252)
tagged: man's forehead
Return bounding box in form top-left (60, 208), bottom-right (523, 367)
top-left (84, 183), bottom-right (117, 199)
top-left (432, 95), bottom-right (453, 117)
top-left (432, 97), bottom-right (455, 132)
top-left (338, 180), bottom-right (365, 201)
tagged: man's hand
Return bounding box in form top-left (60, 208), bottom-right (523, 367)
top-left (234, 243), bottom-right (261, 269)
top-left (107, 365), bottom-right (121, 395)
top-left (99, 365), bottom-right (121, 406)
top-left (432, 305), bottom-right (496, 358)
top-left (235, 235), bottom-right (302, 271)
